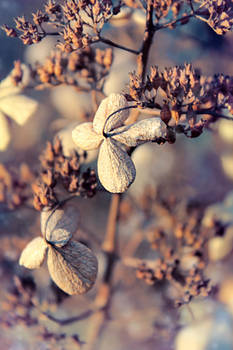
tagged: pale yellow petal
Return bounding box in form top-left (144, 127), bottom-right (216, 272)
top-left (47, 241), bottom-right (98, 295)
top-left (0, 111), bottom-right (10, 151)
top-left (19, 237), bottom-right (48, 269)
top-left (0, 64), bottom-right (31, 99)
top-left (98, 138), bottom-right (136, 193)
top-left (0, 94), bottom-right (37, 125)
top-left (72, 122), bottom-right (103, 150)
top-left (41, 205), bottom-right (79, 247)
top-left (93, 93), bottom-right (129, 135)
top-left (111, 118), bottom-right (167, 147)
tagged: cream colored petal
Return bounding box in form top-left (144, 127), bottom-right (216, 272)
top-left (0, 64), bottom-right (31, 99)
top-left (47, 241), bottom-right (98, 295)
top-left (0, 75), bottom-right (21, 99)
top-left (41, 205), bottom-right (79, 247)
top-left (19, 237), bottom-right (48, 269)
top-left (0, 94), bottom-right (37, 125)
top-left (111, 118), bottom-right (167, 147)
top-left (93, 93), bottom-right (129, 135)
top-left (72, 122), bottom-right (103, 150)
top-left (98, 138), bottom-right (136, 193)
top-left (0, 111), bottom-right (10, 151)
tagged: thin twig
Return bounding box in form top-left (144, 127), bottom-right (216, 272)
top-left (137, 0), bottom-right (155, 81)
top-left (99, 36), bottom-right (139, 55)
top-left (84, 193), bottom-right (121, 350)
top-left (196, 109), bottom-right (233, 121)
top-left (41, 309), bottom-right (94, 325)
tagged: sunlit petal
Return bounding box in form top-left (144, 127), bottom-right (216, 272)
top-left (19, 237), bottom-right (48, 269)
top-left (47, 241), bottom-right (98, 295)
top-left (98, 138), bottom-right (136, 193)
top-left (0, 94), bottom-right (37, 125)
top-left (0, 111), bottom-right (10, 151)
top-left (111, 118), bottom-right (167, 147)
top-left (72, 122), bottom-right (103, 150)
top-left (93, 93), bottom-right (129, 135)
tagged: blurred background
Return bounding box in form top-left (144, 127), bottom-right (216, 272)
top-left (1, 1), bottom-right (233, 350)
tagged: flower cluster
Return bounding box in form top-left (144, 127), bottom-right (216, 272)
top-left (128, 64), bottom-right (233, 138)
top-left (0, 163), bottom-right (34, 210)
top-left (72, 93), bottom-right (167, 193)
top-left (19, 204), bottom-right (98, 295)
top-left (2, 0), bottom-right (115, 50)
top-left (30, 47), bottom-right (112, 91)
top-left (195, 0), bottom-right (233, 35)
top-left (33, 137), bottom-right (97, 211)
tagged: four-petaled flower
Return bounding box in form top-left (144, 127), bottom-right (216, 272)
top-left (19, 204), bottom-right (98, 295)
top-left (72, 93), bottom-right (167, 193)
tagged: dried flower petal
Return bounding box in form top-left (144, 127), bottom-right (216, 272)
top-left (98, 138), bottom-right (136, 193)
top-left (0, 111), bottom-right (10, 151)
top-left (41, 205), bottom-right (79, 247)
top-left (93, 93), bottom-right (129, 134)
top-left (111, 118), bottom-right (167, 147)
top-left (19, 237), bottom-right (48, 269)
top-left (0, 94), bottom-right (37, 125)
top-left (47, 240), bottom-right (98, 295)
top-left (72, 122), bottom-right (103, 150)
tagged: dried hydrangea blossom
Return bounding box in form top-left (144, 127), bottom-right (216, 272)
top-left (72, 93), bottom-right (167, 193)
top-left (0, 64), bottom-right (38, 150)
top-left (19, 205), bottom-right (98, 295)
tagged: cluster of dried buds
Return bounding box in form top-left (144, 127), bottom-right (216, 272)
top-left (30, 47), bottom-right (112, 91)
top-left (128, 64), bottom-right (233, 138)
top-left (1, 276), bottom-right (37, 328)
top-left (72, 93), bottom-right (167, 193)
top-left (19, 204), bottom-right (98, 295)
top-left (2, 0), bottom-right (116, 50)
top-left (0, 163), bottom-right (35, 209)
top-left (32, 137), bottom-right (97, 211)
top-left (195, 0), bottom-right (233, 35)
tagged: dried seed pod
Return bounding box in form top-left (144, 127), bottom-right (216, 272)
top-left (47, 240), bottom-right (98, 295)
top-left (93, 93), bottom-right (129, 134)
top-left (19, 237), bottom-right (48, 269)
top-left (41, 205), bottom-right (79, 247)
top-left (72, 122), bottom-right (103, 150)
top-left (98, 138), bottom-right (136, 193)
top-left (111, 118), bottom-right (167, 147)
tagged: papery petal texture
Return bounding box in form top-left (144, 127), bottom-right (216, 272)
top-left (47, 241), bottom-right (98, 295)
top-left (0, 111), bottom-right (10, 151)
top-left (93, 93), bottom-right (129, 135)
top-left (0, 94), bottom-right (37, 125)
top-left (19, 237), bottom-right (48, 269)
top-left (97, 138), bottom-right (136, 193)
top-left (41, 205), bottom-right (79, 247)
top-left (72, 122), bottom-right (103, 150)
top-left (111, 118), bottom-right (167, 147)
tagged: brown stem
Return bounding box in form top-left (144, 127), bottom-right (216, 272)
top-left (99, 36), bottom-right (139, 55)
top-left (137, 0), bottom-right (155, 81)
top-left (84, 193), bottom-right (121, 350)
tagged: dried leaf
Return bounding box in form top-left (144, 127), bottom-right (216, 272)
top-left (47, 241), bottom-right (98, 295)
top-left (93, 93), bottom-right (129, 135)
top-left (72, 122), bottom-right (103, 150)
top-left (19, 237), bottom-right (48, 269)
top-left (41, 205), bottom-right (79, 247)
top-left (98, 138), bottom-right (136, 193)
top-left (111, 118), bottom-right (167, 147)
